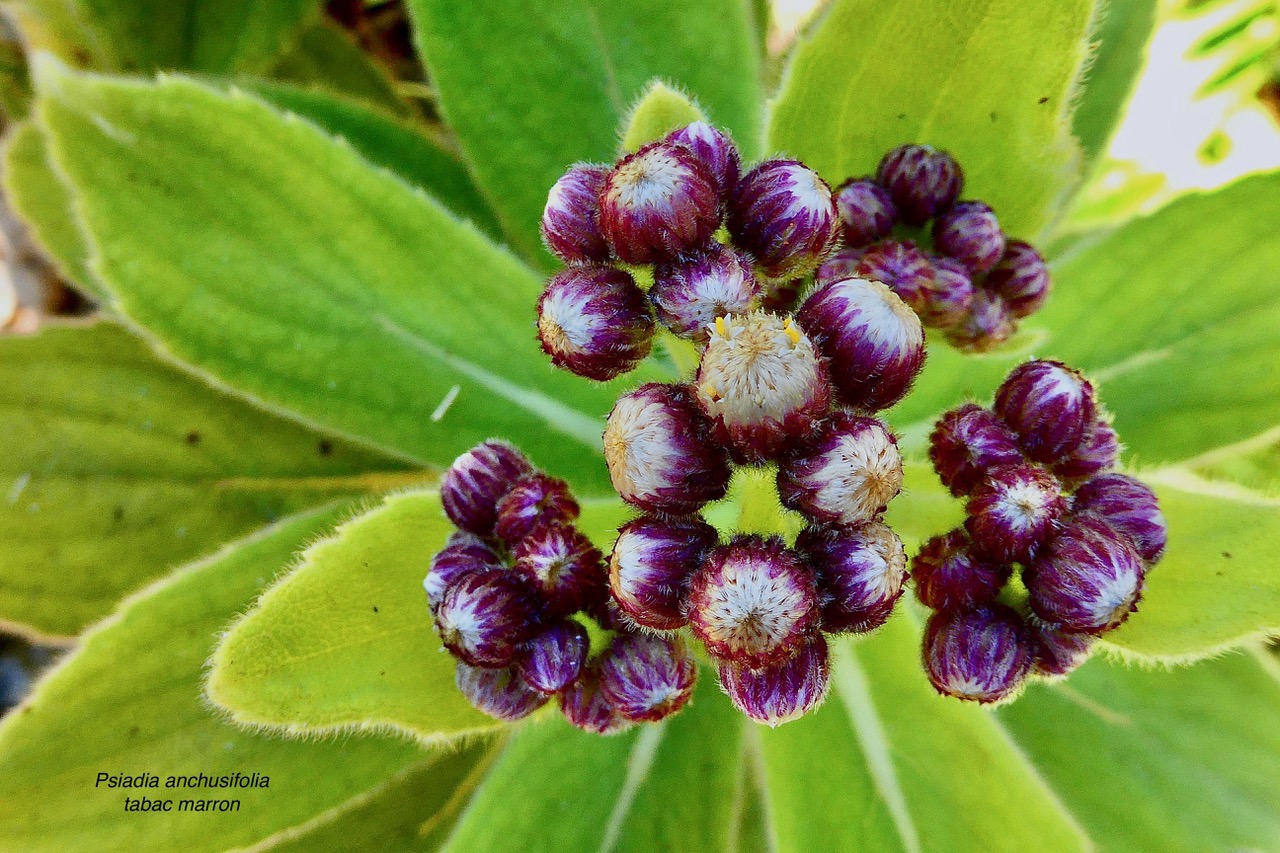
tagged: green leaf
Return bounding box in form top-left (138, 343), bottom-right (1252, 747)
top-left (267, 19), bottom-right (412, 118)
top-left (406, 0), bottom-right (764, 261)
top-left (620, 80), bottom-right (707, 154)
top-left (0, 504), bottom-right (431, 853)
top-left (767, 0), bottom-right (1098, 238)
top-left (34, 62), bottom-right (645, 491)
top-left (0, 322), bottom-right (417, 640)
top-left (1187, 427), bottom-right (1280, 494)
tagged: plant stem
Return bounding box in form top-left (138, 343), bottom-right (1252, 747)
top-left (729, 465), bottom-right (804, 540)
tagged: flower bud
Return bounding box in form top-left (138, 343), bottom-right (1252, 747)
top-left (695, 312), bottom-right (832, 463)
top-left (600, 141), bottom-right (721, 263)
top-left (537, 265), bottom-right (655, 381)
top-left (833, 178), bottom-right (897, 247)
top-left (985, 240), bottom-right (1050, 318)
top-left (604, 383), bottom-right (732, 514)
top-left (435, 569), bottom-right (538, 668)
top-left (795, 522), bottom-right (907, 633)
top-left (494, 473), bottom-right (580, 546)
top-left (918, 255), bottom-right (975, 328)
top-left (796, 277), bottom-right (925, 412)
top-left (599, 633), bottom-right (698, 722)
top-left (759, 278), bottom-right (804, 314)
top-left (425, 532), bottom-right (504, 615)
top-left (875, 144), bottom-right (963, 226)
top-left (1027, 617), bottom-right (1094, 680)
top-left (441, 441), bottom-right (533, 536)
top-left (910, 528), bottom-right (1012, 612)
top-left (719, 633), bottom-right (830, 726)
top-left (965, 463), bottom-right (1068, 564)
top-left (559, 664), bottom-right (632, 734)
top-left (515, 620), bottom-right (590, 694)
top-left (514, 522), bottom-right (607, 618)
top-left (778, 413), bottom-right (903, 526)
top-left (927, 403), bottom-right (1024, 497)
top-left (1026, 514), bottom-right (1145, 633)
top-left (932, 201), bottom-right (1005, 274)
top-left (665, 121), bottom-right (741, 198)
top-left (944, 289), bottom-right (1014, 352)
top-left (1071, 473), bottom-right (1167, 564)
top-left (651, 244), bottom-right (760, 342)
top-left (994, 360), bottom-right (1097, 464)
top-left (922, 604), bottom-right (1033, 704)
top-left (456, 662), bottom-right (548, 721)
top-left (853, 239), bottom-right (935, 313)
top-left (541, 163), bottom-right (611, 264)
top-left (688, 535), bottom-right (818, 668)
top-left (1052, 419), bottom-right (1120, 483)
top-left (609, 515), bottom-right (718, 630)
top-left (727, 159), bottom-right (837, 278)
top-left (815, 248), bottom-right (865, 287)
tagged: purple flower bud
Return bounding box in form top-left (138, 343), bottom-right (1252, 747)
top-left (986, 240), bottom-right (1050, 318)
top-left (541, 163), bottom-right (611, 264)
top-left (944, 289), bottom-right (1014, 353)
top-left (559, 664), bottom-right (632, 735)
top-left (928, 403), bottom-right (1024, 497)
top-left (932, 201), bottom-right (1005, 274)
top-left (778, 413), bottom-right (904, 526)
top-left (494, 473), bottom-right (581, 546)
top-left (425, 532), bottom-right (504, 615)
top-left (694, 312), bottom-right (832, 464)
top-left (853, 239), bottom-right (935, 313)
top-left (441, 441), bottom-right (533, 536)
top-left (1071, 473), bottom-right (1167, 564)
top-left (665, 121), bottom-right (741, 198)
top-left (815, 247), bottom-right (865, 287)
top-left (876, 144), bottom-right (964, 226)
top-left (435, 569), bottom-right (538, 668)
top-left (923, 604), bottom-right (1033, 703)
top-left (910, 528), bottom-right (1011, 612)
top-left (456, 662), bottom-right (548, 721)
top-left (1026, 514), bottom-right (1145, 633)
top-left (514, 522), bottom-right (607, 618)
top-left (727, 159), bottom-right (837, 278)
top-left (918, 255), bottom-right (975, 328)
top-left (965, 463), bottom-right (1068, 564)
top-left (834, 178), bottom-right (897, 247)
top-left (599, 633), bottom-right (698, 722)
top-left (795, 521), bottom-right (907, 633)
top-left (994, 360), bottom-right (1097, 463)
top-left (515, 620), bottom-right (590, 694)
top-left (651, 244), bottom-right (760, 341)
top-left (609, 515), bottom-right (718, 630)
top-left (759, 278), bottom-right (804, 314)
top-left (688, 534), bottom-right (819, 668)
top-left (604, 383), bottom-right (731, 514)
top-left (796, 277), bottom-right (925, 412)
top-left (600, 141), bottom-right (721, 264)
top-left (537, 265), bottom-right (655, 382)
top-left (1027, 617), bottom-right (1094, 680)
top-left (1052, 419), bottom-right (1120, 483)
top-left (719, 633), bottom-right (830, 726)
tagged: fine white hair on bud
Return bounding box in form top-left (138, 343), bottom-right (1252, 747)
top-left (778, 412), bottom-right (903, 526)
top-left (965, 463), bottom-right (1068, 564)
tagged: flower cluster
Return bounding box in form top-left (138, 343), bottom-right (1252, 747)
top-left (917, 359), bottom-right (1168, 703)
top-left (425, 441), bottom-right (697, 732)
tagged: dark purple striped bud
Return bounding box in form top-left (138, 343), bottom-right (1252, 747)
top-left (834, 178), bottom-right (897, 247)
top-left (815, 247), bottom-right (865, 287)
top-left (441, 441), bottom-right (533, 536)
top-left (604, 383), bottom-right (731, 514)
top-left (1071, 473), bottom-right (1167, 564)
top-left (599, 633), bottom-right (698, 722)
top-left (537, 265), bottom-right (655, 382)
top-left (719, 633), bottom-right (830, 727)
top-left (876, 144), bottom-right (963, 225)
top-left (560, 664), bottom-right (632, 735)
top-left (425, 532), bottom-right (504, 615)
top-left (688, 535), bottom-right (818, 668)
top-left (853, 239), bottom-right (935, 313)
top-left (494, 473), bottom-right (580, 546)
top-left (795, 522), bottom-right (907, 633)
top-left (986, 240), bottom-right (1051, 318)
top-left (435, 569), bottom-right (538, 668)
top-left (796, 277), bottom-right (926, 412)
top-left (966, 463), bottom-right (1068, 564)
top-left (910, 528), bottom-right (1012, 612)
top-left (923, 604), bottom-right (1033, 704)
top-left (1052, 419), bottom-right (1120, 483)
top-left (541, 163), bottom-right (611, 264)
top-left (994, 360), bottom-right (1097, 463)
top-left (928, 403), bottom-right (1024, 497)
top-left (727, 159), bottom-right (837, 278)
top-left (609, 515), bottom-right (718, 630)
top-left (932, 201), bottom-right (1005, 274)
top-left (514, 522), bottom-right (607, 618)
top-left (1026, 514), bottom-right (1145, 633)
top-left (515, 620), bottom-right (590, 694)
top-left (944, 289), bottom-right (1014, 352)
top-left (600, 140), bottom-right (720, 264)
top-left (651, 244), bottom-right (760, 341)
top-left (1027, 617), bottom-right (1094, 680)
top-left (919, 255), bottom-right (975, 329)
top-left (694, 312), bottom-right (832, 464)
top-left (759, 278), bottom-right (805, 314)
top-left (455, 662), bottom-right (548, 721)
top-left (666, 121), bottom-right (741, 198)
top-left (778, 413), bottom-right (903, 526)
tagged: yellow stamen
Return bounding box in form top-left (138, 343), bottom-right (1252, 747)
top-left (714, 316), bottom-right (729, 338)
top-left (783, 318), bottom-right (802, 346)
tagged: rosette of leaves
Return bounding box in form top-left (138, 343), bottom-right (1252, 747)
top-left (1, 1), bottom-right (1280, 851)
